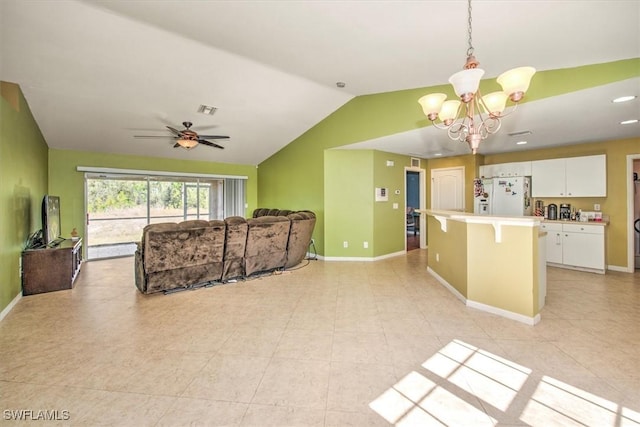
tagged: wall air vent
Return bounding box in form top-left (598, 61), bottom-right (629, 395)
top-left (197, 104), bottom-right (217, 115)
top-left (411, 157), bottom-right (421, 168)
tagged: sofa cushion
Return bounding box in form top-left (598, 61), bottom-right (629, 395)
top-left (285, 211), bottom-right (316, 268)
top-left (222, 216), bottom-right (248, 281)
top-left (245, 216), bottom-right (290, 276)
top-left (143, 221), bottom-right (225, 274)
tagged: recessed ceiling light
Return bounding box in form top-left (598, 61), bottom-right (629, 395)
top-left (434, 153), bottom-right (443, 156)
top-left (516, 141), bottom-right (528, 145)
top-left (620, 119), bottom-right (639, 125)
top-left (612, 95), bottom-right (637, 103)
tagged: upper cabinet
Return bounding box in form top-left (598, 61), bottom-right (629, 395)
top-left (479, 161), bottom-right (532, 178)
top-left (531, 155), bottom-right (607, 197)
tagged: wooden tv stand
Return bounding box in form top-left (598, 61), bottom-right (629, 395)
top-left (22, 238), bottom-right (83, 295)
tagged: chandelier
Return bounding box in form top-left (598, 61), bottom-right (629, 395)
top-left (418, 0), bottom-right (535, 154)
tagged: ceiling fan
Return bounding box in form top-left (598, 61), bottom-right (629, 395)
top-left (134, 121), bottom-right (230, 150)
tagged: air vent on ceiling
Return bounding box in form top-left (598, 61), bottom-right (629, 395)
top-left (197, 104), bottom-right (217, 115)
top-left (508, 130), bottom-right (532, 137)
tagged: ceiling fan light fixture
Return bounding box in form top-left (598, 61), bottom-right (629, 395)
top-left (417, 0), bottom-right (535, 155)
top-left (177, 138), bottom-right (198, 149)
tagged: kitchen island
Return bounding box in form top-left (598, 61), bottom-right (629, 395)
top-left (425, 210), bottom-right (545, 325)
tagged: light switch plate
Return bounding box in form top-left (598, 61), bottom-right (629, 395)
top-left (392, 203), bottom-right (398, 209)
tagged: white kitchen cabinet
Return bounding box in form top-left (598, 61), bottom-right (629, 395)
top-left (531, 155), bottom-right (607, 197)
top-left (541, 223), bottom-right (563, 264)
top-left (565, 155), bottom-right (607, 197)
top-left (540, 222), bottom-right (605, 273)
top-left (561, 223), bottom-right (605, 271)
top-left (479, 161), bottom-right (532, 178)
top-left (532, 158), bottom-right (565, 197)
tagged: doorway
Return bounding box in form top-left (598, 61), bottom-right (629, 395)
top-left (405, 167), bottom-right (426, 250)
top-left (84, 174), bottom-right (229, 260)
top-left (633, 158), bottom-right (640, 269)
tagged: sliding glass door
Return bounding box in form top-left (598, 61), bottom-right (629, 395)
top-left (85, 173), bottom-right (242, 260)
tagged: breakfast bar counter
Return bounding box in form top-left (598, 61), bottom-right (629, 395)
top-left (424, 210), bottom-right (545, 325)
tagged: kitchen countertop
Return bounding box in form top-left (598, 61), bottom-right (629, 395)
top-left (540, 218), bottom-right (609, 226)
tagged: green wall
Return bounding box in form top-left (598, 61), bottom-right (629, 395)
top-left (324, 150), bottom-right (418, 258)
top-left (48, 149), bottom-right (259, 251)
top-left (372, 151), bottom-right (415, 256)
top-left (0, 82), bottom-right (49, 313)
top-left (259, 59), bottom-right (638, 257)
top-left (324, 150), bottom-right (374, 257)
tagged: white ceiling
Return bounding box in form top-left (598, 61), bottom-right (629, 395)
top-left (1, 0), bottom-right (639, 165)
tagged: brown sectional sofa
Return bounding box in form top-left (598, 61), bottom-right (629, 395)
top-left (134, 210), bottom-right (315, 294)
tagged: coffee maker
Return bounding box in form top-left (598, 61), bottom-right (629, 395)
top-left (560, 203), bottom-right (571, 220)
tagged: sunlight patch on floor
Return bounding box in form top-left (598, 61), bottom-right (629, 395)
top-left (370, 339), bottom-right (640, 426)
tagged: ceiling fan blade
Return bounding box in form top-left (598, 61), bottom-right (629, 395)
top-left (134, 135), bottom-right (176, 139)
top-left (166, 126), bottom-right (183, 136)
top-left (198, 139), bottom-right (224, 149)
top-left (173, 142), bottom-right (181, 148)
top-left (198, 135), bottom-right (230, 139)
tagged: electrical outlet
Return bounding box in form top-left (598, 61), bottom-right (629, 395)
top-left (436, 253), bottom-right (440, 262)
top-left (343, 241), bottom-right (348, 248)
top-left (594, 204), bottom-right (601, 211)
top-left (363, 241), bottom-right (368, 248)
top-left (310, 238), bottom-right (315, 245)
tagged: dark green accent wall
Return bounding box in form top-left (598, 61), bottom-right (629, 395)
top-left (0, 82), bottom-right (49, 313)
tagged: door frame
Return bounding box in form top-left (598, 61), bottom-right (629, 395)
top-left (405, 166), bottom-right (426, 249)
top-left (626, 154), bottom-right (640, 272)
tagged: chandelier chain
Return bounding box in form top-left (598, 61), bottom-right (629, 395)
top-left (466, 0), bottom-right (474, 57)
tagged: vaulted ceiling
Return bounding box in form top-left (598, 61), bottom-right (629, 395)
top-left (1, 0), bottom-right (638, 165)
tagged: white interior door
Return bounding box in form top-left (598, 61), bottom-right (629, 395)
top-left (431, 167), bottom-right (464, 211)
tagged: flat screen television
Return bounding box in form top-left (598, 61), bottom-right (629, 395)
top-left (42, 195), bottom-right (62, 247)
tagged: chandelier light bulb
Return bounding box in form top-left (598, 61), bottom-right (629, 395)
top-left (439, 100), bottom-right (462, 123)
top-left (418, 93), bottom-right (447, 120)
top-left (497, 66), bottom-right (536, 101)
top-left (481, 91), bottom-right (509, 117)
top-left (449, 68), bottom-right (485, 101)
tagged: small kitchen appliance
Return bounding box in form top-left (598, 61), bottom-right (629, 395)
top-left (548, 203), bottom-right (558, 220)
top-left (560, 203), bottom-right (571, 220)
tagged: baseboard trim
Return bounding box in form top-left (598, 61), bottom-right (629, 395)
top-left (427, 267), bottom-right (540, 325)
top-left (324, 251), bottom-right (405, 262)
top-left (608, 264), bottom-right (633, 273)
top-left (427, 267), bottom-right (466, 304)
top-left (0, 292), bottom-right (22, 322)
top-left (466, 300), bottom-right (541, 326)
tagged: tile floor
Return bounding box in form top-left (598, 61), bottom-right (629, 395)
top-left (1, 250), bottom-right (639, 426)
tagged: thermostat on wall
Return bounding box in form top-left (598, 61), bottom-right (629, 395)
top-left (375, 187), bottom-right (388, 202)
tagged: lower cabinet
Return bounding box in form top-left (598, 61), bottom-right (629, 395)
top-left (22, 238), bottom-right (83, 295)
top-left (540, 222), bottom-right (605, 273)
